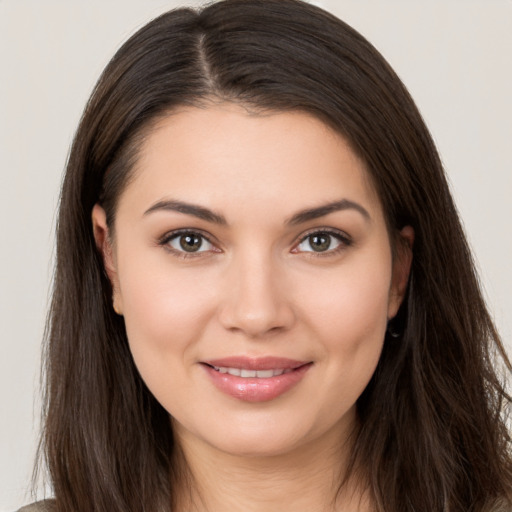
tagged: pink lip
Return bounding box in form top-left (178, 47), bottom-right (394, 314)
top-left (204, 356), bottom-right (307, 371)
top-left (201, 357), bottom-right (312, 402)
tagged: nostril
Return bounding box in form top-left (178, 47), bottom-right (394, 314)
top-left (217, 270), bottom-right (296, 336)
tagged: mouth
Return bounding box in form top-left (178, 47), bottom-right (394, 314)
top-left (207, 365), bottom-right (294, 378)
top-left (201, 357), bottom-right (312, 402)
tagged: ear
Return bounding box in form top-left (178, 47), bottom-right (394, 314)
top-left (92, 204), bottom-right (123, 315)
top-left (387, 225), bottom-right (414, 319)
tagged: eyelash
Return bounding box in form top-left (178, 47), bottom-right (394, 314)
top-left (158, 228), bottom-right (352, 259)
top-left (158, 229), bottom-right (219, 259)
top-left (292, 228), bottom-right (352, 257)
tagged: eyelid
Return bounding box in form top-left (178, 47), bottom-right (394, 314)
top-left (158, 228), bottom-right (221, 257)
top-left (291, 227), bottom-right (352, 255)
top-left (157, 227), bottom-right (351, 258)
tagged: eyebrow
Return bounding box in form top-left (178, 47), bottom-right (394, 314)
top-left (144, 199), bottom-right (227, 225)
top-left (143, 198), bottom-right (370, 226)
top-left (286, 199), bottom-right (371, 225)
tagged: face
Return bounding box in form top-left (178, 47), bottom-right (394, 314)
top-left (93, 104), bottom-right (412, 458)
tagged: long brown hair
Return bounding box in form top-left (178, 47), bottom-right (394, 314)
top-left (39, 1), bottom-right (512, 510)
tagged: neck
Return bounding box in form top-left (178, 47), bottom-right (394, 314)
top-left (172, 422), bottom-right (371, 512)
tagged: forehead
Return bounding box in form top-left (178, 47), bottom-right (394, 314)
top-left (119, 103), bottom-right (383, 223)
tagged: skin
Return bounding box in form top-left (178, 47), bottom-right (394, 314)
top-left (93, 103), bottom-right (413, 511)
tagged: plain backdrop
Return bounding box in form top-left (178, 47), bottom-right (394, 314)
top-left (1, 1), bottom-right (511, 509)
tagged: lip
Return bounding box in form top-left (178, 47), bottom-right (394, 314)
top-left (201, 356), bottom-right (312, 402)
top-left (204, 356), bottom-right (307, 371)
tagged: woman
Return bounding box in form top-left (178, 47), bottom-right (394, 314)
top-left (21, 0), bottom-right (512, 511)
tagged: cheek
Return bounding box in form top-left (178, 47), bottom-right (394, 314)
top-left (292, 254), bottom-right (392, 405)
top-left (116, 255), bottom-right (218, 385)
top-left (296, 257), bottom-right (392, 343)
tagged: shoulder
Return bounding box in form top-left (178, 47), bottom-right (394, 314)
top-left (17, 500), bottom-right (56, 512)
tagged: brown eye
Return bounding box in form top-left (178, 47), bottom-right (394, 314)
top-left (167, 232), bottom-right (213, 253)
top-left (295, 230), bottom-right (350, 254)
top-left (179, 234), bottom-right (203, 252)
top-left (307, 233), bottom-right (332, 252)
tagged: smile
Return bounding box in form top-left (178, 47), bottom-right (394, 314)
top-left (202, 358), bottom-right (312, 402)
top-left (210, 366), bottom-right (293, 378)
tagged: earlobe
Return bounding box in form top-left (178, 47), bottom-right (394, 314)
top-left (92, 204), bottom-right (123, 315)
top-left (92, 204), bottom-right (114, 272)
top-left (388, 225), bottom-right (414, 319)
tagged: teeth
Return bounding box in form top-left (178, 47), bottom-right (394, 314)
top-left (212, 366), bottom-right (292, 378)
top-left (254, 369), bottom-right (273, 378)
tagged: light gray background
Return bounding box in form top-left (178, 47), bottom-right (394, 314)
top-left (1, 1), bottom-right (511, 509)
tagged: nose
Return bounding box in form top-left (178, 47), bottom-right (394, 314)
top-left (218, 251), bottom-right (296, 338)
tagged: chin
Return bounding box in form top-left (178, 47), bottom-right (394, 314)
top-left (173, 403), bottom-right (354, 462)
top-left (205, 432), bottom-right (308, 459)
